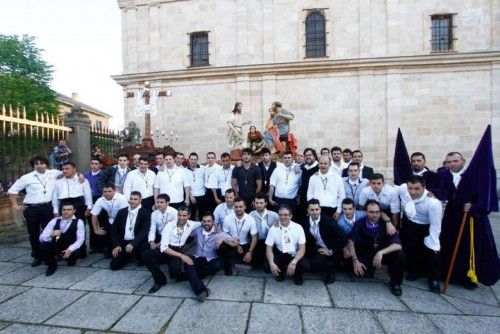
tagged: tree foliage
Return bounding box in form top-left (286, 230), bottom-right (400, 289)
top-left (0, 34), bottom-right (58, 118)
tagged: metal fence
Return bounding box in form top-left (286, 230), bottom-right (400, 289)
top-left (90, 126), bottom-right (124, 161)
top-left (0, 105), bottom-right (71, 195)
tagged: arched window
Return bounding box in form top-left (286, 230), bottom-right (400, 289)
top-left (305, 11), bottom-right (326, 58)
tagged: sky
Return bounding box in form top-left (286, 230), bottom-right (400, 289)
top-left (0, 0), bottom-right (124, 128)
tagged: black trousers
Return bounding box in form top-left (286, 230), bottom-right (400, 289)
top-left (142, 249), bottom-right (207, 296)
top-left (88, 195), bottom-right (106, 250)
top-left (273, 197), bottom-right (298, 217)
top-left (204, 189), bottom-right (218, 214)
top-left (93, 220), bottom-right (113, 254)
top-left (109, 241), bottom-right (147, 270)
top-left (400, 219), bottom-right (441, 281)
top-left (357, 249), bottom-right (405, 285)
top-left (193, 256), bottom-right (224, 278)
top-left (263, 247), bottom-right (311, 279)
top-left (40, 240), bottom-right (82, 269)
top-left (217, 242), bottom-right (251, 270)
top-left (309, 252), bottom-right (337, 275)
top-left (320, 206), bottom-right (337, 219)
top-left (242, 197), bottom-right (254, 213)
top-left (170, 202), bottom-right (184, 210)
top-left (190, 194), bottom-right (208, 220)
top-left (252, 240), bottom-right (268, 267)
top-left (23, 202), bottom-right (53, 259)
top-left (141, 196), bottom-right (155, 212)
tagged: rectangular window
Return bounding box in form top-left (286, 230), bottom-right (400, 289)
top-left (95, 120), bottom-right (102, 131)
top-left (431, 15), bottom-right (454, 52)
top-left (190, 32), bottom-right (209, 67)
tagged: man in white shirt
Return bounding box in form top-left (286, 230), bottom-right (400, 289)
top-left (342, 148), bottom-right (353, 164)
top-left (123, 156), bottom-right (156, 211)
top-left (343, 162), bottom-right (369, 208)
top-left (219, 198), bottom-right (258, 275)
top-left (213, 189), bottom-right (236, 227)
top-left (187, 152), bottom-right (207, 219)
top-left (307, 156), bottom-right (345, 220)
top-left (175, 152), bottom-right (185, 168)
top-left (154, 153), bottom-right (166, 173)
top-left (265, 205), bottom-right (310, 285)
top-left (358, 173), bottom-right (400, 227)
top-left (268, 151), bottom-right (301, 215)
top-left (329, 146), bottom-right (347, 176)
top-left (99, 154), bottom-right (132, 193)
top-left (8, 156), bottom-right (63, 266)
top-left (148, 194), bottom-right (178, 247)
top-left (204, 151), bottom-right (221, 213)
top-left (39, 202), bottom-right (85, 276)
top-left (216, 152), bottom-right (234, 202)
top-left (90, 184), bottom-right (129, 257)
top-left (154, 153), bottom-right (191, 209)
top-left (250, 193), bottom-right (279, 266)
top-left (398, 175), bottom-right (443, 293)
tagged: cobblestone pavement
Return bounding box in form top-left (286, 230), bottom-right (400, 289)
top-left (0, 213), bottom-right (499, 334)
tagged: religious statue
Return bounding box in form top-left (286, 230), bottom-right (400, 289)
top-left (262, 101), bottom-right (296, 154)
top-left (247, 125), bottom-right (265, 153)
top-left (227, 102), bottom-right (250, 149)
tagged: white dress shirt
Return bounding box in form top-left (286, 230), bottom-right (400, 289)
top-left (186, 165), bottom-right (206, 197)
top-left (204, 164), bottom-right (221, 189)
top-left (451, 169), bottom-right (464, 188)
top-left (213, 202), bottom-right (234, 227)
top-left (329, 161), bottom-right (347, 176)
top-left (52, 175), bottom-right (93, 213)
top-left (154, 166), bottom-right (190, 203)
top-left (269, 164), bottom-right (301, 199)
top-left (359, 184), bottom-right (400, 214)
top-left (309, 217), bottom-right (327, 248)
top-left (265, 222), bottom-right (306, 255)
top-left (250, 209), bottom-right (280, 240)
top-left (90, 192), bottom-right (129, 224)
top-left (123, 169), bottom-right (156, 199)
top-left (223, 213), bottom-right (257, 245)
top-left (160, 220), bottom-right (202, 252)
top-left (8, 169), bottom-right (62, 204)
top-left (148, 206), bottom-right (178, 242)
top-left (39, 215), bottom-right (85, 252)
top-left (124, 205), bottom-right (141, 241)
top-left (217, 165), bottom-right (234, 193)
top-left (307, 171), bottom-right (345, 212)
top-left (343, 176), bottom-right (369, 206)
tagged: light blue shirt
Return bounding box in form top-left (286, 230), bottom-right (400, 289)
top-left (337, 210), bottom-right (367, 235)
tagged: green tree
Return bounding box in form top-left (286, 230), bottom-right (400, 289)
top-left (0, 34), bottom-right (58, 119)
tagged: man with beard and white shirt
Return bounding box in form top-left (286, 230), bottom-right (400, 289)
top-left (250, 193), bottom-right (279, 266)
top-left (297, 148), bottom-right (319, 221)
top-left (398, 175), bottom-right (442, 293)
top-left (213, 189), bottom-right (236, 227)
top-left (148, 194), bottom-right (178, 249)
top-left (90, 184), bottom-right (129, 257)
top-left (343, 162), bottom-right (369, 208)
top-left (204, 151), bottom-right (221, 213)
top-left (307, 156), bottom-right (345, 220)
top-left (123, 156), bottom-right (156, 211)
top-left (187, 152), bottom-right (207, 219)
top-left (216, 152), bottom-right (234, 202)
top-left (175, 152), bottom-right (185, 168)
top-left (329, 146), bottom-right (347, 176)
top-left (410, 152), bottom-right (446, 201)
top-left (342, 148), bottom-right (353, 164)
top-left (268, 151), bottom-right (301, 215)
top-left (218, 198), bottom-right (258, 275)
top-left (154, 153), bottom-right (191, 210)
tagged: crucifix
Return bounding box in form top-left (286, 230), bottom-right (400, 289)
top-left (141, 81), bottom-right (155, 149)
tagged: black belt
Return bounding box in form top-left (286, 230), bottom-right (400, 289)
top-left (25, 202), bottom-right (51, 207)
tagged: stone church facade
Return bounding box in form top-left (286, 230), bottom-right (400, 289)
top-left (113, 0), bottom-right (500, 179)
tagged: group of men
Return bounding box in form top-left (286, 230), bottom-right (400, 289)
top-left (7, 145), bottom-right (499, 301)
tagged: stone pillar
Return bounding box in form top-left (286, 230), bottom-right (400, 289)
top-left (64, 106), bottom-right (91, 172)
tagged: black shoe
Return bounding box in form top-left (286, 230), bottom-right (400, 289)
top-left (66, 259), bottom-right (76, 266)
top-left (294, 277), bottom-right (304, 286)
top-left (89, 249), bottom-right (98, 255)
top-left (275, 275), bottom-right (284, 282)
top-left (196, 289), bottom-right (210, 303)
top-left (148, 282), bottom-right (165, 294)
top-left (104, 252), bottom-right (111, 259)
top-left (324, 272), bottom-right (336, 285)
top-left (406, 273), bottom-right (419, 281)
top-left (390, 284), bottom-right (402, 296)
top-left (45, 266), bottom-right (57, 276)
top-left (80, 250), bottom-right (87, 259)
top-left (136, 260), bottom-right (145, 267)
top-left (464, 282), bottom-right (478, 290)
top-left (31, 258), bottom-right (42, 267)
top-left (224, 267), bottom-right (233, 276)
top-left (428, 280), bottom-right (441, 294)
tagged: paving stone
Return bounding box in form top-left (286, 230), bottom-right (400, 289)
top-left (112, 296), bottom-right (181, 333)
top-left (11, 240), bottom-right (31, 248)
top-left (73, 253), bottom-right (103, 267)
top-left (443, 295), bottom-right (500, 316)
top-left (0, 248), bottom-right (29, 261)
top-left (0, 324), bottom-right (80, 334)
top-left (45, 292), bottom-right (139, 330)
top-left (166, 299), bottom-right (250, 334)
top-left (207, 275), bottom-right (264, 302)
top-left (428, 314), bottom-right (500, 334)
top-left (445, 283), bottom-right (499, 306)
top-left (491, 283), bottom-right (500, 302)
top-left (0, 322), bottom-right (8, 330)
top-left (375, 311), bottom-right (441, 334)
top-left (0, 262), bottom-right (25, 276)
top-left (247, 303), bottom-right (301, 334)
top-left (328, 281), bottom-right (407, 311)
top-left (22, 266), bottom-right (97, 289)
top-left (234, 268), bottom-right (269, 278)
top-left (8, 254), bottom-right (32, 264)
top-left (135, 277), bottom-right (211, 298)
top-left (302, 307), bottom-right (384, 333)
top-left (402, 277), bottom-right (430, 290)
top-left (70, 269), bottom-right (150, 294)
top-left (0, 287), bottom-right (84, 323)
top-left (91, 258), bottom-right (136, 270)
top-left (0, 266), bottom-right (45, 285)
top-left (399, 286), bottom-right (461, 314)
top-left (264, 278), bottom-right (331, 306)
top-left (0, 285), bottom-right (30, 303)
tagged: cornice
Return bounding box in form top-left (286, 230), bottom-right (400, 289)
top-left (117, 0), bottom-right (189, 9)
top-left (111, 51), bottom-right (500, 86)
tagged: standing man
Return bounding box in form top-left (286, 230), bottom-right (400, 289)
top-left (99, 154), bottom-right (132, 194)
top-left (175, 152), bottom-right (185, 168)
top-left (154, 152), bottom-right (191, 209)
top-left (343, 162), bottom-right (369, 208)
top-left (153, 153), bottom-right (166, 173)
top-left (297, 148), bottom-right (319, 220)
top-left (213, 189), bottom-right (236, 227)
top-left (84, 158), bottom-right (104, 254)
top-left (187, 152), bottom-right (207, 219)
top-left (52, 139), bottom-right (72, 170)
top-left (268, 151), bottom-right (301, 215)
top-left (398, 176), bottom-right (442, 293)
top-left (342, 150), bottom-right (374, 179)
top-left (342, 148), bottom-right (353, 164)
top-left (204, 151), bottom-right (221, 213)
top-left (307, 156), bottom-right (345, 220)
top-left (347, 200), bottom-right (405, 296)
top-left (216, 152), bottom-right (234, 202)
top-left (329, 146), bottom-right (347, 176)
top-left (258, 147), bottom-right (277, 198)
top-left (110, 191), bottom-right (151, 270)
top-left (231, 148), bottom-right (262, 211)
top-left (8, 156), bottom-right (62, 267)
top-left (265, 205), bottom-right (310, 285)
top-left (301, 199), bottom-right (346, 284)
top-left (148, 194), bottom-right (178, 249)
top-left (410, 152), bottom-right (446, 201)
top-left (123, 156), bottom-right (156, 211)
top-left (249, 193), bottom-right (279, 266)
top-left (132, 154), bottom-right (141, 169)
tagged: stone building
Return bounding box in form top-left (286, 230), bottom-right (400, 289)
top-left (57, 92), bottom-right (112, 130)
top-left (112, 0), bottom-right (500, 179)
